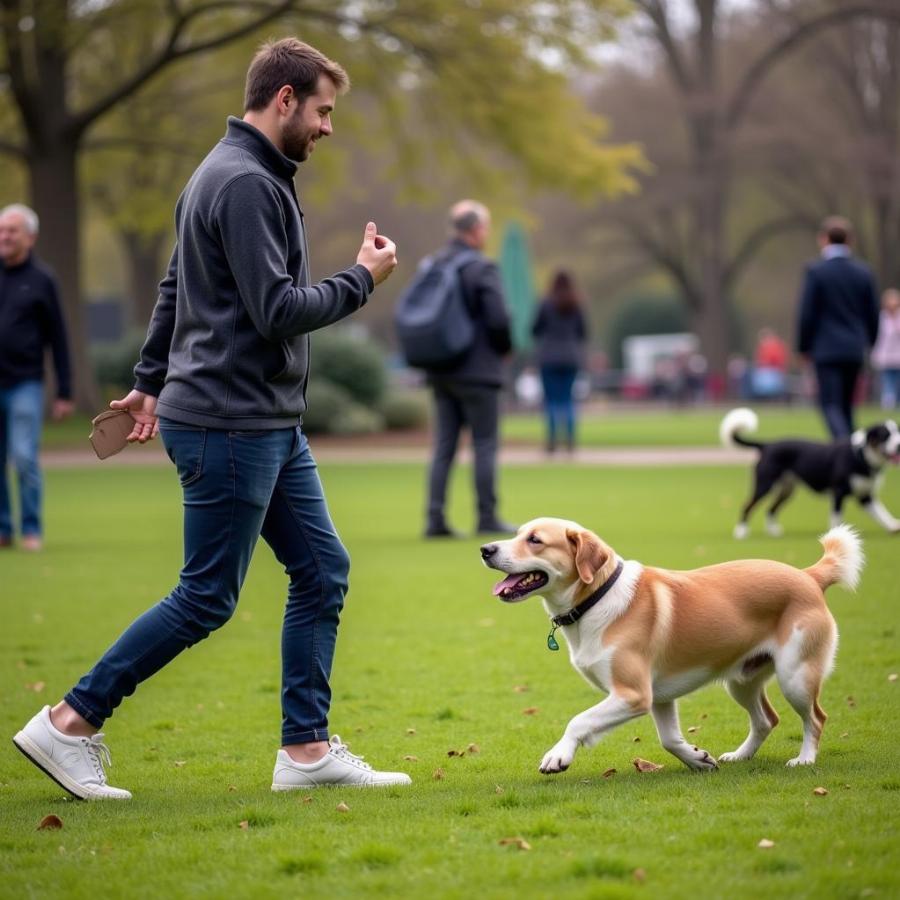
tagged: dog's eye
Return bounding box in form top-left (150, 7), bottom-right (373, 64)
top-left (527, 533), bottom-right (542, 545)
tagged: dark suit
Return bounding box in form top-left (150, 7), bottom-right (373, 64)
top-left (425, 240), bottom-right (512, 532)
top-left (796, 249), bottom-right (879, 438)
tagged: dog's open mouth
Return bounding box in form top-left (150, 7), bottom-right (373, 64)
top-left (493, 571), bottom-right (549, 602)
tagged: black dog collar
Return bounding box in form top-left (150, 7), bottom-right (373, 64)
top-left (547, 560), bottom-right (625, 651)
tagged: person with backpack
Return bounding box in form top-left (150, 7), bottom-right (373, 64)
top-left (399, 200), bottom-right (515, 538)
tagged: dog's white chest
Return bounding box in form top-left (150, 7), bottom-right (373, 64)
top-left (568, 638), bottom-right (615, 692)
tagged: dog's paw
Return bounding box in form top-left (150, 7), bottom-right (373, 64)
top-left (684, 747), bottom-right (718, 771)
top-left (785, 755), bottom-right (816, 767)
top-left (539, 739), bottom-right (577, 774)
top-left (733, 523), bottom-right (749, 540)
top-left (718, 750), bottom-right (750, 763)
top-left (765, 519), bottom-right (783, 538)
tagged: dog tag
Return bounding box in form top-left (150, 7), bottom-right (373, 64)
top-left (547, 627), bottom-right (560, 652)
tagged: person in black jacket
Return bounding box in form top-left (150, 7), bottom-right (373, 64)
top-left (532, 271), bottom-right (589, 454)
top-left (797, 216), bottom-right (880, 438)
top-left (424, 200), bottom-right (516, 538)
top-left (0, 204), bottom-right (73, 552)
top-left (13, 38), bottom-right (411, 801)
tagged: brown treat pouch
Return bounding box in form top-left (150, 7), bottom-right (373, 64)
top-left (89, 409), bottom-right (134, 459)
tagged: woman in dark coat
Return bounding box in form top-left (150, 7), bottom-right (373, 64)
top-left (531, 271), bottom-right (589, 453)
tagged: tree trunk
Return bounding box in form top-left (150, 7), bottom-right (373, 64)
top-left (28, 140), bottom-right (100, 412)
top-left (120, 230), bottom-right (166, 329)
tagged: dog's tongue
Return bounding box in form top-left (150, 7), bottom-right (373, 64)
top-left (493, 574), bottom-right (524, 596)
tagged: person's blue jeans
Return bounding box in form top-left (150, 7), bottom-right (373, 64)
top-left (540, 365), bottom-right (579, 451)
top-left (879, 368), bottom-right (900, 409)
top-left (0, 380), bottom-right (44, 540)
top-left (65, 421), bottom-right (349, 745)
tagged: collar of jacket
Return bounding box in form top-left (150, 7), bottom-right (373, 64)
top-left (222, 117), bottom-right (298, 181)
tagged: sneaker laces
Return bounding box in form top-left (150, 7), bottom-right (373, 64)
top-left (328, 735), bottom-right (372, 770)
top-left (84, 733), bottom-right (113, 783)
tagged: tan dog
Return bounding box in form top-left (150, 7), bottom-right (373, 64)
top-left (480, 518), bottom-right (862, 775)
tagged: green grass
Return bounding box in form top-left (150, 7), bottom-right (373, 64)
top-left (2, 460), bottom-right (899, 899)
top-left (503, 404), bottom-right (891, 447)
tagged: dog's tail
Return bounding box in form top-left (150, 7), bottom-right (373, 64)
top-left (719, 407), bottom-right (764, 450)
top-left (805, 524), bottom-right (864, 592)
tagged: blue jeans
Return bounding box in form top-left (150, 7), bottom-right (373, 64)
top-left (540, 365), bottom-right (578, 450)
top-left (0, 380), bottom-right (44, 539)
top-left (65, 421), bottom-right (350, 745)
top-left (880, 368), bottom-right (900, 409)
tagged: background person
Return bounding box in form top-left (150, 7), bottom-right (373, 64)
top-left (0, 203), bottom-right (74, 552)
top-left (423, 200), bottom-right (515, 538)
top-left (13, 38), bottom-right (409, 800)
top-left (796, 215), bottom-right (880, 438)
top-left (872, 288), bottom-right (900, 409)
top-left (531, 270), bottom-right (589, 454)
top-left (751, 327), bottom-right (788, 400)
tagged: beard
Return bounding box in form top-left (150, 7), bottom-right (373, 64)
top-left (282, 112), bottom-right (316, 162)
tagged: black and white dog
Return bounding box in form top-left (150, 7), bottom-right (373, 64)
top-left (720, 408), bottom-right (900, 537)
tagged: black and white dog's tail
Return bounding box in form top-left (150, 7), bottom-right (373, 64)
top-left (719, 407), bottom-right (765, 450)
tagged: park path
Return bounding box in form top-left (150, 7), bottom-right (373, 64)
top-left (42, 435), bottom-right (755, 468)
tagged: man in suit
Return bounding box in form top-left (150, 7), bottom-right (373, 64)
top-left (424, 200), bottom-right (516, 538)
top-left (796, 216), bottom-right (880, 438)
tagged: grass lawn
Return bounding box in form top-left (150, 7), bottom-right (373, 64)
top-left (2, 459), bottom-right (899, 899)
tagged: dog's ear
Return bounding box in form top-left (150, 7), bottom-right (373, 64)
top-left (867, 425), bottom-right (889, 447)
top-left (566, 528), bottom-right (608, 584)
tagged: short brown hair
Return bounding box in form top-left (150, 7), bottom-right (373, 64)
top-left (244, 38), bottom-right (349, 112)
top-left (820, 215), bottom-right (853, 245)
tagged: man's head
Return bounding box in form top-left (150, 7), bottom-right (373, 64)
top-left (0, 204), bottom-right (38, 267)
top-left (818, 215), bottom-right (853, 249)
top-left (883, 288), bottom-right (900, 313)
top-left (243, 38), bottom-right (349, 162)
top-left (449, 200), bottom-right (491, 250)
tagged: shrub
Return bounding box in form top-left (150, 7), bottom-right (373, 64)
top-left (381, 389), bottom-right (430, 430)
top-left (310, 329), bottom-right (387, 407)
top-left (91, 331), bottom-right (147, 394)
top-left (606, 294), bottom-right (689, 369)
top-left (303, 378), bottom-right (384, 435)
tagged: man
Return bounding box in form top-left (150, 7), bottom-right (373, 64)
top-left (424, 200), bottom-right (515, 538)
top-left (0, 204), bottom-right (74, 552)
top-left (797, 216), bottom-right (880, 439)
top-left (13, 38), bottom-right (410, 799)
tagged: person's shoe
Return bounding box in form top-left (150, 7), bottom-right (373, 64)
top-left (12, 706), bottom-right (132, 800)
top-left (423, 523), bottom-right (464, 539)
top-left (20, 535), bottom-right (42, 552)
top-left (476, 519), bottom-right (518, 536)
top-left (272, 735), bottom-right (412, 790)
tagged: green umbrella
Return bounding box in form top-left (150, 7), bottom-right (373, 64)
top-left (499, 221), bottom-right (536, 354)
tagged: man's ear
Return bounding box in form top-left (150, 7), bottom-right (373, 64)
top-left (566, 529), bottom-right (608, 584)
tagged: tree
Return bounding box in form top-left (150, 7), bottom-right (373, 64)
top-left (0, 0), bottom-right (640, 409)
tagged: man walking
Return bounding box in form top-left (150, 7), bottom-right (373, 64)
top-left (13, 38), bottom-right (410, 799)
top-left (423, 200), bottom-right (516, 538)
top-left (0, 204), bottom-right (74, 552)
top-left (796, 216), bottom-right (880, 438)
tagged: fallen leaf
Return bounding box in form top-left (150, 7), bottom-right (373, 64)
top-left (447, 749), bottom-right (465, 757)
top-left (403, 755), bottom-right (419, 762)
top-left (466, 743), bottom-right (480, 754)
top-left (494, 785), bottom-right (503, 794)
top-left (336, 802), bottom-right (350, 813)
top-left (632, 758), bottom-right (664, 773)
top-left (888, 673), bottom-right (898, 683)
top-left (513, 685), bottom-right (529, 693)
top-left (301, 796), bottom-right (314, 804)
top-left (37, 815), bottom-right (63, 831)
top-left (846, 695), bottom-right (856, 708)
top-left (633, 868), bottom-right (647, 883)
top-left (406, 728), bottom-right (416, 735)
top-left (687, 726), bottom-right (699, 734)
top-left (813, 787), bottom-right (828, 796)
top-left (632, 736), bottom-right (641, 743)
top-left (758, 839), bottom-right (775, 849)
top-left (173, 760), bottom-right (186, 768)
top-left (498, 837), bottom-right (531, 851)
top-left (700, 713), bottom-right (708, 719)
top-left (602, 768), bottom-right (617, 778)
top-left (840, 732), bottom-right (849, 738)
top-left (227, 785), bottom-right (237, 792)
top-left (433, 768), bottom-right (444, 781)
top-left (238, 820), bottom-right (249, 830)
top-left (30, 681), bottom-right (46, 693)
top-left (522, 707), bottom-right (539, 716)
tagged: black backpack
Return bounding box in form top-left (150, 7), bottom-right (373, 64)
top-left (394, 249), bottom-right (480, 369)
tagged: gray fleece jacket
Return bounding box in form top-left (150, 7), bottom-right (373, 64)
top-left (134, 117), bottom-right (374, 429)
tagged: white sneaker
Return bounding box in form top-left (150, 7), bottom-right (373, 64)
top-left (13, 706), bottom-right (132, 800)
top-left (272, 735), bottom-right (412, 790)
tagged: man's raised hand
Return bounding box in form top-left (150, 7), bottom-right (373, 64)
top-left (356, 221), bottom-right (397, 286)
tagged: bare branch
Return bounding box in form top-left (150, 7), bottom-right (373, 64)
top-left (634, 0), bottom-right (694, 94)
top-left (724, 214), bottom-right (814, 289)
top-left (726, 2), bottom-right (900, 131)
